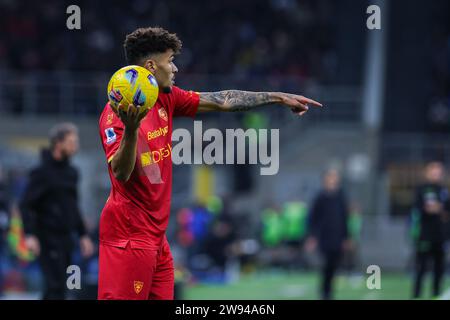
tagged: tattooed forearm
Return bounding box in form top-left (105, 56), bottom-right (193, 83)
top-left (199, 91), bottom-right (278, 112)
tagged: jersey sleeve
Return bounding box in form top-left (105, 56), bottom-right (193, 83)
top-left (172, 86), bottom-right (200, 118)
top-left (99, 104), bottom-right (124, 163)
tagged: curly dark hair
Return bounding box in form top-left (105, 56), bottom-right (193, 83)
top-left (123, 27), bottom-right (182, 64)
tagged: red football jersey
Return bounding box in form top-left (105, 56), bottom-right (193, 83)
top-left (98, 86), bottom-right (199, 249)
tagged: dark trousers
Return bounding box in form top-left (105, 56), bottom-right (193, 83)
top-left (39, 237), bottom-right (73, 300)
top-left (413, 241), bottom-right (445, 298)
top-left (321, 250), bottom-right (342, 300)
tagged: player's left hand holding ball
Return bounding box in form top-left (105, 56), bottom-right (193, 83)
top-left (114, 103), bottom-right (150, 131)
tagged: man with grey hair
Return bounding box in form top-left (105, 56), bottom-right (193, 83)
top-left (305, 168), bottom-right (352, 300)
top-left (20, 122), bottom-right (94, 300)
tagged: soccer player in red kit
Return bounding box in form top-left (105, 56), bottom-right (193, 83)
top-left (98, 27), bottom-right (322, 300)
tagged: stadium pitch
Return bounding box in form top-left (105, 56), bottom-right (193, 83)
top-left (184, 271), bottom-right (450, 300)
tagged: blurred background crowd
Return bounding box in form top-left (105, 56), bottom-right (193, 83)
top-left (0, 0), bottom-right (338, 79)
top-left (1, 0), bottom-right (450, 299)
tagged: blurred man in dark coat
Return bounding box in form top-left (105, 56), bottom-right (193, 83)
top-left (305, 169), bottom-right (351, 300)
top-left (20, 123), bottom-right (94, 300)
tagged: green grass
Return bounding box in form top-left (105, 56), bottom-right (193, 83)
top-left (182, 271), bottom-right (450, 300)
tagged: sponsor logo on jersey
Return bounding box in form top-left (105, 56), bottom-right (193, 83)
top-left (140, 143), bottom-right (172, 167)
top-left (147, 126), bottom-right (169, 141)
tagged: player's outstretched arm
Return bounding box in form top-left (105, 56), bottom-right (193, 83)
top-left (198, 91), bottom-right (322, 115)
top-left (110, 104), bottom-right (149, 182)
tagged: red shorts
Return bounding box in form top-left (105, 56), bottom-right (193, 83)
top-left (97, 237), bottom-right (174, 300)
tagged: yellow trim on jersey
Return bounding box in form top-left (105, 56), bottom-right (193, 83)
top-left (108, 154), bottom-right (115, 163)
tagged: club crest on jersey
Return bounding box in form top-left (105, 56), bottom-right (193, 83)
top-left (105, 127), bottom-right (116, 144)
top-left (158, 107), bottom-right (168, 122)
top-left (134, 281), bottom-right (144, 294)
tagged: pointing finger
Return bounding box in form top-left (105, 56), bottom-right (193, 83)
top-left (300, 97), bottom-right (323, 107)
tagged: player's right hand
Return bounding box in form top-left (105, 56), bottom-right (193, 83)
top-left (116, 103), bottom-right (150, 131)
top-left (25, 235), bottom-right (41, 257)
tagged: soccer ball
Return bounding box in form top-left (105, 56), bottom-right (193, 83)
top-left (107, 65), bottom-right (159, 114)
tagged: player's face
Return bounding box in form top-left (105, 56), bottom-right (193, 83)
top-left (148, 49), bottom-right (178, 93)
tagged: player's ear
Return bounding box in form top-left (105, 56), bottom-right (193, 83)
top-left (144, 59), bottom-right (157, 74)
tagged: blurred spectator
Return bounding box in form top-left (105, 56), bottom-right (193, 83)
top-left (174, 196), bottom-right (243, 283)
top-left (281, 201), bottom-right (308, 246)
top-left (0, 0), bottom-right (337, 81)
top-left (411, 161), bottom-right (450, 299)
top-left (0, 164), bottom-right (11, 297)
top-left (19, 122), bottom-right (94, 299)
top-left (304, 169), bottom-right (351, 300)
top-left (204, 200), bottom-right (237, 276)
top-left (175, 202), bottom-right (215, 280)
top-left (175, 207), bottom-right (195, 250)
top-left (6, 204), bottom-right (35, 265)
top-left (0, 0), bottom-right (340, 116)
top-left (281, 201), bottom-right (308, 269)
top-left (261, 206), bottom-right (283, 249)
top-left (259, 205), bottom-right (289, 269)
top-left (427, 98), bottom-right (450, 132)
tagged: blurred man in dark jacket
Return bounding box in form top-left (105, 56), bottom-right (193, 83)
top-left (305, 169), bottom-right (351, 300)
top-left (411, 161), bottom-right (449, 299)
top-left (20, 123), bottom-right (94, 300)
